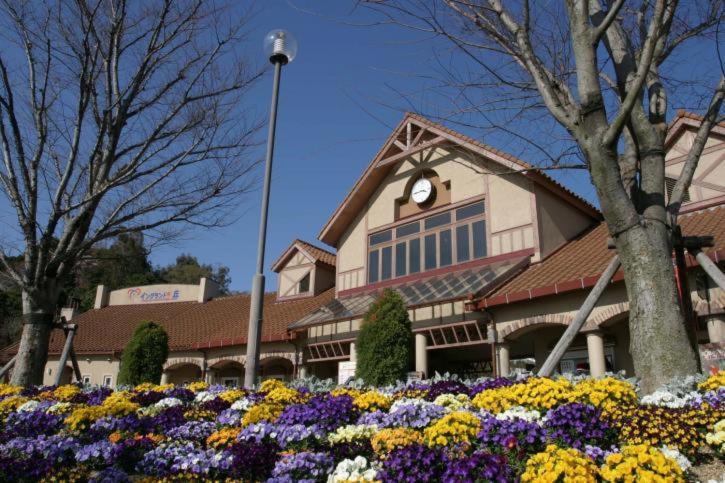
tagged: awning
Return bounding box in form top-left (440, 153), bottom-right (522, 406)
top-left (289, 256), bottom-right (529, 331)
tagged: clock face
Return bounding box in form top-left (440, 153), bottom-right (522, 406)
top-left (411, 178), bottom-right (433, 204)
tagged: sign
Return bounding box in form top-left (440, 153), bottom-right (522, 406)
top-left (699, 342), bottom-right (725, 373)
top-left (338, 361), bottom-right (356, 384)
top-left (127, 287), bottom-right (181, 303)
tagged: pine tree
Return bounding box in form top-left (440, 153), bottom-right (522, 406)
top-left (117, 321), bottom-right (169, 386)
top-left (355, 289), bottom-right (412, 385)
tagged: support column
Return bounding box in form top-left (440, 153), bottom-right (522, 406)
top-left (707, 315), bottom-right (725, 344)
top-left (298, 365), bottom-right (308, 379)
top-left (415, 333), bottom-right (428, 378)
top-left (586, 331), bottom-right (606, 378)
top-left (160, 371), bottom-right (169, 385)
top-left (205, 369), bottom-right (216, 385)
top-left (349, 342), bottom-right (357, 363)
top-left (497, 343), bottom-right (510, 377)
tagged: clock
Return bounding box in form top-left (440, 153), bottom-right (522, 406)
top-left (411, 178), bottom-right (433, 204)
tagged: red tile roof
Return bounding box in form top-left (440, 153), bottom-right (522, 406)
top-left (4, 288), bottom-right (335, 356)
top-left (480, 205), bottom-right (725, 307)
top-left (271, 239), bottom-right (336, 272)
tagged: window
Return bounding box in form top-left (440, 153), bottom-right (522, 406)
top-left (665, 177), bottom-right (690, 203)
top-left (367, 201), bottom-right (487, 283)
top-left (221, 377), bottom-right (239, 388)
top-left (102, 375), bottom-right (113, 387)
top-left (82, 375), bottom-right (91, 385)
top-left (298, 273), bottom-right (310, 293)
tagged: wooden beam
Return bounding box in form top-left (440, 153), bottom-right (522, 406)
top-left (55, 324), bottom-right (79, 386)
top-left (538, 256), bottom-right (621, 377)
top-left (376, 136), bottom-right (446, 169)
top-left (0, 355), bottom-right (16, 379)
top-left (394, 140), bottom-right (407, 151)
top-left (690, 249), bottom-right (725, 291)
top-left (411, 127), bottom-right (427, 148)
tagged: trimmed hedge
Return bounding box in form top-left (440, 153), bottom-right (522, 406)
top-left (118, 321), bottom-right (169, 386)
top-left (355, 288), bottom-right (412, 385)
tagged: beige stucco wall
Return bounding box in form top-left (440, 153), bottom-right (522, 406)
top-left (44, 355), bottom-right (120, 387)
top-left (535, 184), bottom-right (594, 260)
top-left (334, 146), bottom-right (542, 293)
top-left (665, 128), bottom-right (725, 205)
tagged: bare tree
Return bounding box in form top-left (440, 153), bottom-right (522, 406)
top-left (0, 0), bottom-right (264, 386)
top-left (362, 0), bottom-right (724, 392)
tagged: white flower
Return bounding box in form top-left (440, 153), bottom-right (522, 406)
top-left (328, 424), bottom-right (378, 444)
top-left (660, 446), bottom-right (692, 472)
top-left (17, 400), bottom-right (41, 412)
top-left (327, 456), bottom-right (378, 482)
top-left (194, 391), bottom-right (217, 403)
top-left (433, 393), bottom-right (471, 410)
top-left (230, 398), bottom-right (253, 412)
top-left (155, 397), bottom-right (182, 409)
top-left (496, 406), bottom-right (541, 423)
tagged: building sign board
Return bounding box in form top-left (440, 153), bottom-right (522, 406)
top-left (127, 287), bottom-right (181, 303)
top-left (108, 284), bottom-right (200, 306)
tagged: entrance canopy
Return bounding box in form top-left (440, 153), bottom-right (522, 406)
top-left (289, 256), bottom-right (529, 331)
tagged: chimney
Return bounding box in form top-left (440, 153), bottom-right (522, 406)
top-left (60, 307), bottom-right (79, 322)
top-left (94, 285), bottom-right (110, 309)
top-left (198, 278), bottom-right (220, 303)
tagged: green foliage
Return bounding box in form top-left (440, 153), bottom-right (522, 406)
top-left (158, 254), bottom-right (231, 293)
top-left (117, 321), bottom-right (169, 386)
top-left (355, 288), bottom-right (412, 385)
top-left (0, 287), bottom-right (22, 348)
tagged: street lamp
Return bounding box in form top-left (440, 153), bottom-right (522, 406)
top-left (244, 30), bottom-right (298, 389)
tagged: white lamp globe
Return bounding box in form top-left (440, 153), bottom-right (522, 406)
top-left (263, 29), bottom-right (298, 64)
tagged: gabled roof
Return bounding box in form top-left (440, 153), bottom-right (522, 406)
top-left (665, 110), bottom-right (725, 148)
top-left (477, 204), bottom-right (725, 308)
top-left (318, 112), bottom-right (601, 247)
top-left (271, 239), bottom-right (336, 273)
top-left (0, 288), bottom-right (336, 357)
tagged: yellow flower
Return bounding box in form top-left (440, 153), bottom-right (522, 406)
top-left (423, 411), bottom-right (480, 447)
top-left (65, 396), bottom-right (139, 431)
top-left (241, 402), bottom-right (283, 426)
top-left (183, 407), bottom-right (218, 421)
top-left (600, 445), bottom-right (683, 482)
top-left (353, 391), bottom-right (392, 412)
top-left (0, 383), bottom-right (22, 398)
top-left (328, 424), bottom-right (379, 444)
top-left (472, 377), bottom-right (574, 413)
top-left (433, 393), bottom-right (471, 411)
top-left (259, 378), bottom-right (285, 393)
top-left (371, 427), bottom-right (423, 453)
top-left (699, 371), bottom-right (725, 392)
top-left (265, 386), bottom-right (303, 406)
top-left (0, 395), bottom-right (27, 421)
top-left (573, 377), bottom-right (637, 415)
top-left (187, 381), bottom-right (208, 393)
top-left (218, 389), bottom-right (246, 403)
top-left (206, 427), bottom-right (241, 448)
top-left (521, 445), bottom-right (598, 482)
top-left (52, 384), bottom-right (81, 402)
top-left (331, 387), bottom-right (363, 399)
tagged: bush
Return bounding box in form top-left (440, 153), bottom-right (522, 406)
top-left (355, 289), bottom-right (411, 385)
top-left (118, 321), bottom-right (169, 386)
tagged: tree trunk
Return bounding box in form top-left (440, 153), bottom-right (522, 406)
top-left (615, 220), bottom-right (699, 394)
top-left (10, 283), bottom-right (59, 387)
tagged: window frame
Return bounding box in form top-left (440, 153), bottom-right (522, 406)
top-left (366, 199), bottom-right (487, 283)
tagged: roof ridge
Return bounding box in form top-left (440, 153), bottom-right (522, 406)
top-left (295, 238), bottom-right (336, 258)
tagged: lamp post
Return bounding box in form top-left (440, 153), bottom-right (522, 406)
top-left (244, 30), bottom-right (298, 389)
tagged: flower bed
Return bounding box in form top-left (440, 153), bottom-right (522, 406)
top-left (0, 373), bottom-right (723, 481)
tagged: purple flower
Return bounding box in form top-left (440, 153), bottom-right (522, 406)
top-left (468, 378), bottom-right (514, 397)
top-left (166, 420), bottom-right (218, 442)
top-left (277, 394), bottom-right (358, 432)
top-left (131, 390), bottom-right (166, 406)
top-left (385, 403), bottom-right (447, 429)
top-left (76, 440), bottom-right (116, 468)
top-left (357, 410), bottom-right (390, 427)
top-left (89, 466), bottom-right (130, 483)
top-left (543, 403), bottom-right (616, 450)
top-left (83, 386), bottom-right (114, 405)
top-left (377, 444), bottom-right (450, 482)
top-left (275, 423), bottom-right (326, 449)
top-left (226, 440), bottom-right (278, 481)
top-left (200, 397), bottom-right (231, 413)
top-left (2, 410), bottom-right (63, 440)
top-left (269, 451), bottom-right (334, 482)
top-left (441, 451), bottom-right (511, 482)
top-left (478, 416), bottom-right (546, 453)
top-left (0, 434), bottom-right (80, 480)
top-left (163, 387), bottom-right (195, 402)
top-left (216, 408), bottom-right (242, 426)
top-left (136, 441), bottom-right (233, 477)
top-left (426, 380), bottom-right (468, 401)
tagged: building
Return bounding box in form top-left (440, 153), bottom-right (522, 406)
top-left (2, 111), bottom-right (723, 385)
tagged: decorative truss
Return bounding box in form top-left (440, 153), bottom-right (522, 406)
top-left (414, 319), bottom-right (490, 350)
top-left (375, 121), bottom-right (447, 169)
top-left (305, 338), bottom-right (355, 362)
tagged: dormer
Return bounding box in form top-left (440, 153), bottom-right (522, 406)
top-left (272, 240), bottom-right (336, 300)
top-left (664, 111), bottom-right (725, 213)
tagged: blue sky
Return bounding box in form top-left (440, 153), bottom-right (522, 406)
top-left (148, 0), bottom-right (717, 292)
top-left (0, 1), bottom-right (717, 292)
